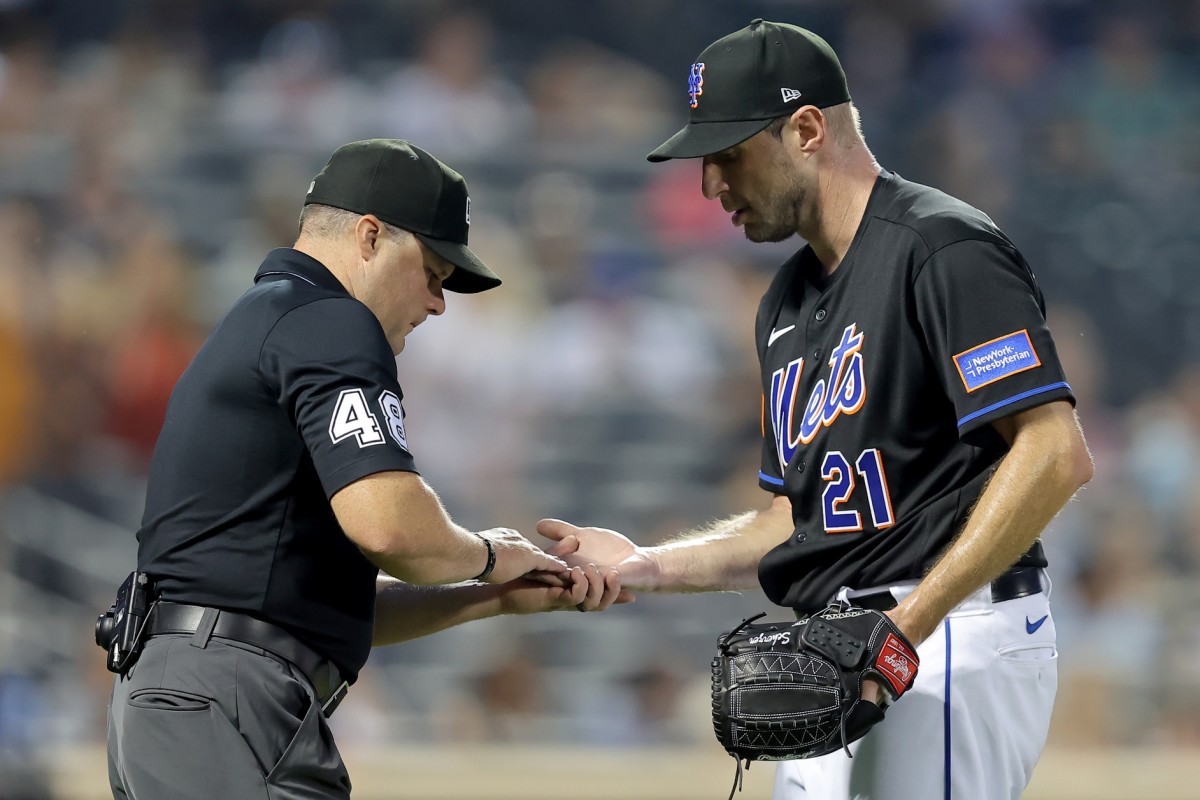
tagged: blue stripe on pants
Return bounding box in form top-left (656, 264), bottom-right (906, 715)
top-left (943, 619), bottom-right (952, 800)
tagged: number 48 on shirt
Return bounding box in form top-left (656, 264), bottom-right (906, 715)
top-left (328, 388), bottom-right (408, 450)
top-left (821, 448), bottom-right (894, 533)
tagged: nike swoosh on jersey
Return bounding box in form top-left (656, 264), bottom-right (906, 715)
top-left (1025, 614), bottom-right (1049, 634)
top-left (768, 325), bottom-right (796, 346)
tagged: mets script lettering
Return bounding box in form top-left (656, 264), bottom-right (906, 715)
top-left (770, 323), bottom-right (867, 471)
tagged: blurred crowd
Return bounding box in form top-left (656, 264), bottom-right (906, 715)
top-left (2, 0), bottom-right (1200, 792)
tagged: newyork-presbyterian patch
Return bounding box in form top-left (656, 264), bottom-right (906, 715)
top-left (954, 330), bottom-right (1041, 393)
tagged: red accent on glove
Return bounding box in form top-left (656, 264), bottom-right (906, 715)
top-left (874, 633), bottom-right (919, 696)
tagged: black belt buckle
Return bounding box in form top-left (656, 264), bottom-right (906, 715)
top-left (321, 680), bottom-right (349, 717)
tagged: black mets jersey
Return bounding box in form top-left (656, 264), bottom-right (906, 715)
top-left (137, 248), bottom-right (417, 679)
top-left (755, 171), bottom-right (1073, 611)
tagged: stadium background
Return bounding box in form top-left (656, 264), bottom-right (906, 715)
top-left (1, 0), bottom-right (1198, 797)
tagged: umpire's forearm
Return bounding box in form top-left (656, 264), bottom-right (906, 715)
top-left (334, 472), bottom-right (492, 585)
top-left (371, 578), bottom-right (501, 645)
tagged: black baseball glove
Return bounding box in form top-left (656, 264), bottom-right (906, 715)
top-left (711, 603), bottom-right (919, 772)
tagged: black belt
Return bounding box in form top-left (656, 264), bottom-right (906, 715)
top-left (849, 566), bottom-right (1045, 612)
top-left (147, 602), bottom-right (349, 717)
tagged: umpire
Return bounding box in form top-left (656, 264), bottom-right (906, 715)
top-left (103, 139), bottom-right (620, 799)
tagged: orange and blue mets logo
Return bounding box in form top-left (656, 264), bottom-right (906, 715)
top-left (688, 62), bottom-right (705, 108)
top-left (769, 323), bottom-right (867, 470)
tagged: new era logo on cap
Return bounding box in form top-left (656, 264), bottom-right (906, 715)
top-left (781, 87), bottom-right (803, 102)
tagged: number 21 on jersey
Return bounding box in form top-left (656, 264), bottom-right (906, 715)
top-left (821, 448), bottom-right (894, 533)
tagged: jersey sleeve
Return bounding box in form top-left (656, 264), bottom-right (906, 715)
top-left (914, 239), bottom-right (1074, 444)
top-left (260, 297), bottom-right (419, 497)
top-left (758, 390), bottom-right (786, 491)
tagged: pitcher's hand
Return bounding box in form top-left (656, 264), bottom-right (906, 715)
top-left (536, 519), bottom-right (658, 590)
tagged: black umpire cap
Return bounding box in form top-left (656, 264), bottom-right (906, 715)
top-left (305, 139), bottom-right (501, 294)
top-left (648, 19), bottom-right (850, 162)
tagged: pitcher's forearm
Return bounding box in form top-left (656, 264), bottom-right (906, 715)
top-left (646, 496), bottom-right (794, 592)
top-left (896, 403), bottom-right (1092, 645)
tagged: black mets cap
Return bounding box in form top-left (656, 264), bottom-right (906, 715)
top-left (304, 139), bottom-right (501, 293)
top-left (647, 19), bottom-right (850, 162)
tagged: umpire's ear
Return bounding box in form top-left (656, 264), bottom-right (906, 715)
top-left (353, 214), bottom-right (388, 262)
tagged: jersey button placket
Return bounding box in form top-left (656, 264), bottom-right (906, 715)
top-left (801, 306), bottom-right (824, 546)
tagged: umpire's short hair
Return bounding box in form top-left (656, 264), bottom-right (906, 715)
top-left (298, 204), bottom-right (410, 241)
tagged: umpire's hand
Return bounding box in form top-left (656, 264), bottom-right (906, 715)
top-left (496, 564), bottom-right (634, 615)
top-left (476, 527), bottom-right (571, 585)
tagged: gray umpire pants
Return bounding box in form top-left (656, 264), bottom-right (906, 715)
top-left (107, 634), bottom-right (352, 799)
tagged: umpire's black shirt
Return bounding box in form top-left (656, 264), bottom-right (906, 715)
top-left (138, 248), bottom-right (418, 680)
